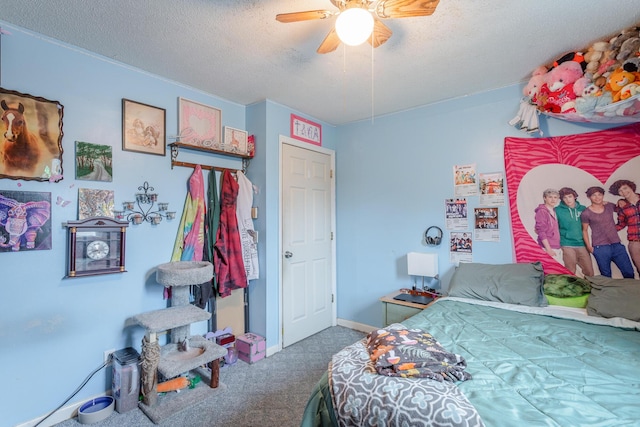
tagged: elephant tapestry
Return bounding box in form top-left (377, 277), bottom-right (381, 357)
top-left (0, 190), bottom-right (51, 252)
top-left (505, 122), bottom-right (640, 279)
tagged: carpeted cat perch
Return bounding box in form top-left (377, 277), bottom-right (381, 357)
top-left (128, 261), bottom-right (227, 424)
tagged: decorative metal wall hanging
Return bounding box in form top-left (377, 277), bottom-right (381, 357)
top-left (114, 181), bottom-right (175, 225)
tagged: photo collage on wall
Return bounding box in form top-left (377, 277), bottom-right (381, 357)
top-left (446, 164), bottom-right (505, 263)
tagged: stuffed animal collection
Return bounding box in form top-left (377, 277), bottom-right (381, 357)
top-left (521, 23), bottom-right (640, 122)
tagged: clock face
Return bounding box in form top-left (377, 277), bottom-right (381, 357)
top-left (86, 240), bottom-right (110, 260)
top-left (65, 218), bottom-right (128, 278)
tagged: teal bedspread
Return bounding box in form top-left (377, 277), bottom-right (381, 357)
top-left (302, 298), bottom-right (640, 427)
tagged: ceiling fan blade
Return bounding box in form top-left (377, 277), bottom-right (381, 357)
top-left (368, 19), bottom-right (393, 48)
top-left (276, 10), bottom-right (335, 23)
top-left (317, 28), bottom-right (341, 54)
top-left (376, 0), bottom-right (440, 18)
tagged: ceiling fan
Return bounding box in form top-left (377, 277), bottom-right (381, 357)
top-left (276, 0), bottom-right (440, 54)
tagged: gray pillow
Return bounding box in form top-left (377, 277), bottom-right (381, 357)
top-left (586, 276), bottom-right (640, 322)
top-left (447, 262), bottom-right (547, 307)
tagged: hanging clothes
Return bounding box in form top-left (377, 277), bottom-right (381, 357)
top-left (197, 167), bottom-right (221, 309)
top-left (214, 170), bottom-right (247, 297)
top-left (171, 165), bottom-right (206, 262)
top-left (206, 168), bottom-right (221, 267)
top-left (236, 171), bottom-right (259, 281)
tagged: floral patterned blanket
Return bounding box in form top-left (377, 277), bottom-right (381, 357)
top-left (367, 325), bottom-right (472, 381)
top-left (329, 324), bottom-right (483, 427)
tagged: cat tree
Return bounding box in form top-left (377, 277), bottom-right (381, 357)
top-left (128, 261), bottom-right (226, 423)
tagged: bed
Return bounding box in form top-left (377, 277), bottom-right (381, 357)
top-left (301, 262), bottom-right (640, 427)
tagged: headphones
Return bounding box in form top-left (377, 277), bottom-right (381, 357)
top-left (425, 226), bottom-right (443, 246)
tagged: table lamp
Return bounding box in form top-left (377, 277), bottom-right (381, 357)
top-left (407, 252), bottom-right (439, 291)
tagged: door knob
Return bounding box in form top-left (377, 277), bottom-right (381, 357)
top-left (284, 251), bottom-right (293, 258)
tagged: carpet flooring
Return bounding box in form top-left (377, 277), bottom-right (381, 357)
top-left (53, 326), bottom-right (366, 427)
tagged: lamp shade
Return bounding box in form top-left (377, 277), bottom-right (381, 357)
top-left (335, 8), bottom-right (374, 46)
top-left (407, 252), bottom-right (438, 277)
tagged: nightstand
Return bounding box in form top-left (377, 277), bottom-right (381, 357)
top-left (380, 291), bottom-right (437, 326)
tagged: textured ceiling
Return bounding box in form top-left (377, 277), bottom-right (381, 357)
top-left (0, 0), bottom-right (639, 126)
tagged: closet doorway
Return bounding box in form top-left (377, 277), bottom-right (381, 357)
top-left (280, 136), bottom-right (336, 347)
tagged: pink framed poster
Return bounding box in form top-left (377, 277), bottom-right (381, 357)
top-left (178, 97), bottom-right (222, 149)
top-left (290, 114), bottom-right (321, 146)
top-left (505, 123), bottom-right (640, 277)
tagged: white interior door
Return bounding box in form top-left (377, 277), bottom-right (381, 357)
top-left (281, 139), bottom-right (335, 347)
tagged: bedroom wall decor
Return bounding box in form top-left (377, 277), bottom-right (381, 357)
top-left (63, 216), bottom-right (128, 277)
top-left (78, 188), bottom-right (115, 219)
top-left (0, 190), bottom-right (51, 252)
top-left (223, 126), bottom-right (250, 156)
top-left (0, 88), bottom-right (64, 181)
top-left (178, 97), bottom-right (222, 149)
top-left (75, 141), bottom-right (113, 182)
top-left (505, 122), bottom-right (640, 277)
top-left (290, 114), bottom-right (321, 146)
top-left (113, 181), bottom-right (175, 225)
top-left (122, 98), bottom-right (166, 156)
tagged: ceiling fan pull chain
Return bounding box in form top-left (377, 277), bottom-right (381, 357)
top-left (371, 41), bottom-right (375, 124)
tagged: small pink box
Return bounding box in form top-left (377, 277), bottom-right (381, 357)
top-left (236, 333), bottom-right (266, 364)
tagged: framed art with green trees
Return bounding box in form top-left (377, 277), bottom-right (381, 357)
top-left (75, 141), bottom-right (113, 182)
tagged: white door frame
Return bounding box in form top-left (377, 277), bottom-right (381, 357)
top-left (279, 135), bottom-right (337, 348)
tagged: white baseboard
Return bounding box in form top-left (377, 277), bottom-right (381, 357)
top-left (15, 391), bottom-right (110, 427)
top-left (337, 318), bottom-right (376, 333)
top-left (266, 343), bottom-right (281, 357)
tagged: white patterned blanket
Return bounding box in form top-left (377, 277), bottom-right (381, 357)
top-left (328, 336), bottom-right (484, 426)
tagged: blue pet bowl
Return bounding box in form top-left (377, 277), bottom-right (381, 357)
top-left (78, 396), bottom-right (114, 424)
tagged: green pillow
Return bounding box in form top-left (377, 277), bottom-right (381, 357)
top-left (447, 262), bottom-right (547, 307)
top-left (543, 274), bottom-right (591, 298)
top-left (586, 276), bottom-right (640, 322)
top-left (545, 294), bottom-right (590, 308)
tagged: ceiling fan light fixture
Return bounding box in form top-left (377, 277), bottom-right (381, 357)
top-left (335, 7), bottom-right (374, 46)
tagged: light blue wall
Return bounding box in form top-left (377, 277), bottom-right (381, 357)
top-left (0, 22), bottom-right (340, 427)
top-left (333, 88), bottom-right (615, 327)
top-left (1, 20), bottom-right (622, 427)
top-left (0, 23), bottom-right (242, 427)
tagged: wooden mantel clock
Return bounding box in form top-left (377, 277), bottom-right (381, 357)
top-left (64, 217), bottom-right (129, 277)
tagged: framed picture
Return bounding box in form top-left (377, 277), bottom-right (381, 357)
top-left (75, 141), bottom-right (113, 182)
top-left (78, 188), bottom-right (115, 219)
top-left (122, 99), bottom-right (166, 156)
top-left (0, 190), bottom-right (52, 252)
top-left (290, 114), bottom-right (321, 146)
top-left (0, 88), bottom-right (64, 181)
top-left (223, 126), bottom-right (249, 156)
top-left (178, 97), bottom-right (222, 149)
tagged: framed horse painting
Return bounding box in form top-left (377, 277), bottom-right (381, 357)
top-left (0, 88), bottom-right (64, 182)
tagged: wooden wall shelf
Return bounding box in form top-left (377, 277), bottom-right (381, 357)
top-left (169, 142), bottom-right (251, 172)
top-left (170, 142), bottom-right (252, 159)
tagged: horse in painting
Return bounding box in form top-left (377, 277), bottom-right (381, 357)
top-left (1, 100), bottom-right (41, 174)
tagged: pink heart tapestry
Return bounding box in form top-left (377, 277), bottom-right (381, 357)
top-left (505, 122), bottom-right (640, 276)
